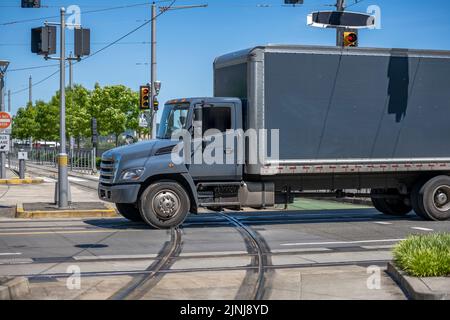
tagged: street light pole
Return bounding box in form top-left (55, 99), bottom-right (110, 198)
top-left (58, 7), bottom-right (69, 208)
top-left (150, 2), bottom-right (157, 139)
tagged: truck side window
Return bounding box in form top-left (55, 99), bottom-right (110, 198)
top-left (202, 107), bottom-right (231, 134)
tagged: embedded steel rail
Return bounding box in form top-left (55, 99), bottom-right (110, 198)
top-left (217, 212), bottom-right (267, 300)
top-left (108, 227), bottom-right (182, 300)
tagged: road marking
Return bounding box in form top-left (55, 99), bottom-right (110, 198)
top-left (68, 177), bottom-right (87, 182)
top-left (361, 244), bottom-right (396, 250)
top-left (280, 238), bottom-right (405, 247)
top-left (411, 227), bottom-right (434, 232)
top-left (40, 177), bottom-right (57, 182)
top-left (74, 254), bottom-right (158, 261)
top-left (0, 252), bottom-right (22, 256)
top-left (373, 221), bottom-right (392, 225)
top-left (0, 258), bottom-right (33, 265)
top-left (0, 229), bottom-right (144, 236)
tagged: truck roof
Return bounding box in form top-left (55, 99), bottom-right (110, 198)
top-left (214, 44), bottom-right (450, 68)
top-left (166, 97), bottom-right (241, 105)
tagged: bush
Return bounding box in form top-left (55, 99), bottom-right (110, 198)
top-left (96, 157), bottom-right (102, 169)
top-left (393, 233), bottom-right (450, 277)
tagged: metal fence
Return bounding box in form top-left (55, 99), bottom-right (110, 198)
top-left (8, 147), bottom-right (97, 175)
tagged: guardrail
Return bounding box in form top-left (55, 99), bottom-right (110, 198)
top-left (8, 147), bottom-right (97, 175)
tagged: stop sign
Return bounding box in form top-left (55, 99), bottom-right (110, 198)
top-left (0, 112), bottom-right (12, 131)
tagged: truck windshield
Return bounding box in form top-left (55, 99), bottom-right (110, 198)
top-left (157, 103), bottom-right (190, 139)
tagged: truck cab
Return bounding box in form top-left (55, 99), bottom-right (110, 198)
top-left (98, 97), bottom-right (245, 228)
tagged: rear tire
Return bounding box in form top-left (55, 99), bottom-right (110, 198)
top-left (116, 203), bottom-right (143, 222)
top-left (371, 189), bottom-right (412, 216)
top-left (411, 175), bottom-right (450, 221)
top-left (139, 181), bottom-right (190, 229)
top-left (410, 180), bottom-right (428, 219)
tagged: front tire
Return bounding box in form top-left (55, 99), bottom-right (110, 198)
top-left (371, 189), bottom-right (412, 216)
top-left (411, 175), bottom-right (450, 221)
top-left (116, 203), bottom-right (143, 222)
top-left (139, 181), bottom-right (190, 229)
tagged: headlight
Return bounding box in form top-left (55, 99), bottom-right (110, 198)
top-left (121, 168), bottom-right (145, 181)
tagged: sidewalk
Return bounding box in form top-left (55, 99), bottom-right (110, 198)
top-left (0, 168), bottom-right (115, 219)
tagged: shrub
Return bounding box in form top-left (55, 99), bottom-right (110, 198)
top-left (393, 233), bottom-right (450, 277)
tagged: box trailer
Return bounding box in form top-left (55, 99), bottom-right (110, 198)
top-left (99, 45), bottom-right (450, 228)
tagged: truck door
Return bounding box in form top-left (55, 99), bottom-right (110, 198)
top-left (188, 103), bottom-right (241, 181)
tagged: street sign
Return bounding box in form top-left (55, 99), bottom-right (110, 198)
top-left (139, 113), bottom-right (149, 128)
top-left (307, 11), bottom-right (375, 29)
top-left (0, 134), bottom-right (10, 152)
top-left (18, 151), bottom-right (28, 160)
top-left (0, 112), bottom-right (12, 133)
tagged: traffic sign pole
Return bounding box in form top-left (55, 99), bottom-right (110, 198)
top-left (0, 111), bottom-right (11, 179)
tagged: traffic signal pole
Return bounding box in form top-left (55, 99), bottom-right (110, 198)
top-left (336, 0), bottom-right (345, 47)
top-left (58, 7), bottom-right (69, 209)
top-left (150, 2), bottom-right (157, 139)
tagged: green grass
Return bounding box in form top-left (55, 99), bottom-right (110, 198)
top-left (393, 233), bottom-right (450, 277)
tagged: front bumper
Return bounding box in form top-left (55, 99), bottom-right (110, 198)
top-left (98, 183), bottom-right (141, 204)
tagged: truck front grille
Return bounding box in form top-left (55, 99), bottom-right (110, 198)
top-left (100, 158), bottom-right (116, 184)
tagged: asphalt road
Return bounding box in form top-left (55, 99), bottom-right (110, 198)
top-left (1, 164), bottom-right (449, 300)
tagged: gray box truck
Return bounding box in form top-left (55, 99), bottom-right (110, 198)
top-left (98, 45), bottom-right (450, 228)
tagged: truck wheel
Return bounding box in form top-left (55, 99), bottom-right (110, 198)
top-left (371, 189), bottom-right (412, 216)
top-left (139, 181), bottom-right (190, 229)
top-left (411, 175), bottom-right (450, 221)
top-left (116, 203), bottom-right (143, 222)
top-left (410, 180), bottom-right (428, 219)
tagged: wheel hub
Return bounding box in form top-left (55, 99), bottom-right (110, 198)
top-left (433, 186), bottom-right (450, 212)
top-left (152, 190), bottom-right (180, 220)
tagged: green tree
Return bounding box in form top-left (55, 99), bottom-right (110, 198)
top-left (90, 85), bottom-right (140, 146)
top-left (66, 84), bottom-right (91, 148)
top-left (34, 99), bottom-right (59, 142)
top-left (11, 102), bottom-right (38, 141)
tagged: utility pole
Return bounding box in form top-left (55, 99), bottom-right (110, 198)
top-left (68, 52), bottom-right (73, 89)
top-left (336, 0), bottom-right (345, 47)
top-left (150, 2), bottom-right (157, 139)
top-left (58, 7), bottom-right (69, 208)
top-left (147, 3), bottom-right (207, 139)
top-left (28, 75), bottom-right (32, 105)
top-left (8, 90), bottom-right (11, 113)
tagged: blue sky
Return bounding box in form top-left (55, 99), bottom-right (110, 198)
top-left (1, 0), bottom-right (450, 120)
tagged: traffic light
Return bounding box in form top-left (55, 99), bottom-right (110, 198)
top-left (140, 85), bottom-right (151, 110)
top-left (22, 0), bottom-right (40, 8)
top-left (344, 31), bottom-right (358, 47)
top-left (74, 28), bottom-right (91, 58)
top-left (153, 98), bottom-right (159, 111)
top-left (31, 26), bottom-right (57, 55)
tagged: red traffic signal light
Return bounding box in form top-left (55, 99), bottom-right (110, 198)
top-left (344, 31), bottom-right (358, 47)
top-left (140, 85), bottom-right (151, 110)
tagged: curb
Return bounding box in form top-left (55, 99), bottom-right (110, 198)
top-left (0, 178), bottom-right (44, 185)
top-left (16, 203), bottom-right (118, 219)
top-left (387, 262), bottom-right (450, 300)
top-left (0, 277), bottom-right (30, 300)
